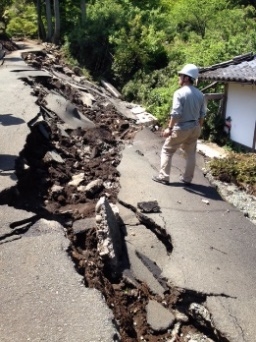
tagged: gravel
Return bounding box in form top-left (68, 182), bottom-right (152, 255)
top-left (205, 172), bottom-right (256, 226)
top-left (197, 141), bottom-right (256, 227)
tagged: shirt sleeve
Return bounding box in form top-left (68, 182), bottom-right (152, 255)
top-left (170, 90), bottom-right (183, 118)
top-left (199, 95), bottom-right (207, 118)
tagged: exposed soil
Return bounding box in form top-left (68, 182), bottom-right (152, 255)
top-left (0, 37), bottom-right (229, 342)
top-left (0, 34), bottom-right (20, 52)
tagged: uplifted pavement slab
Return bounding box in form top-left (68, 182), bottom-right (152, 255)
top-left (0, 50), bottom-right (41, 184)
top-left (45, 93), bottom-right (95, 130)
top-left (0, 42), bottom-right (118, 342)
top-left (0, 216), bottom-right (118, 342)
top-left (117, 127), bottom-right (256, 342)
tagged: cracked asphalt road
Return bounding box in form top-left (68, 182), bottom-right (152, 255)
top-left (118, 128), bottom-right (256, 342)
top-left (0, 39), bottom-right (256, 342)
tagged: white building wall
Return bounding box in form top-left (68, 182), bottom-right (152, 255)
top-left (226, 83), bottom-right (256, 148)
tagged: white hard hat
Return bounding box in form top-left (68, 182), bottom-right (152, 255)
top-left (178, 64), bottom-right (199, 80)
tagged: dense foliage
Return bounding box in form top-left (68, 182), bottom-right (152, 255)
top-left (2, 0), bottom-right (256, 130)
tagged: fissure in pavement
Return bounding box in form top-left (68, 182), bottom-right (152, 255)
top-left (0, 45), bottom-right (231, 342)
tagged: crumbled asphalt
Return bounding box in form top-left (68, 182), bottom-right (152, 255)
top-left (117, 128), bottom-right (256, 342)
top-left (1, 41), bottom-right (256, 342)
top-left (0, 42), bottom-right (118, 342)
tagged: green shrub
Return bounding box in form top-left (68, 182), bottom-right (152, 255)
top-left (207, 153), bottom-right (256, 187)
top-left (200, 101), bottom-right (227, 145)
top-left (7, 2), bottom-right (37, 38)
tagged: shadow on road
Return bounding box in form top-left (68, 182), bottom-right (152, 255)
top-left (2, 56), bottom-right (23, 62)
top-left (167, 181), bottom-right (222, 201)
top-left (0, 113), bottom-right (25, 126)
top-left (0, 154), bottom-right (17, 171)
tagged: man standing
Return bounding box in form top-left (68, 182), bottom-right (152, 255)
top-left (152, 64), bottom-right (206, 185)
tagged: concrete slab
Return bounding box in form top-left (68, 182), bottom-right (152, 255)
top-left (0, 218), bottom-right (117, 342)
top-left (0, 42), bottom-right (118, 342)
top-left (45, 93), bottom-right (95, 130)
top-left (197, 139), bottom-right (228, 159)
top-left (135, 112), bottom-right (157, 126)
top-left (125, 242), bottom-right (166, 297)
top-left (117, 127), bottom-right (256, 342)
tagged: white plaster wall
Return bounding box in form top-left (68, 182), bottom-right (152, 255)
top-left (226, 83), bottom-right (256, 148)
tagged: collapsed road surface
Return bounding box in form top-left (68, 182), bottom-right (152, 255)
top-left (0, 40), bottom-right (255, 342)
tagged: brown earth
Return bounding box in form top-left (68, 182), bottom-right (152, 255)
top-left (0, 34), bottom-right (20, 52)
top-left (0, 37), bottom-right (228, 342)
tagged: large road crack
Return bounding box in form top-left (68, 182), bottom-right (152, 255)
top-left (118, 198), bottom-right (173, 254)
top-left (0, 46), bottom-right (232, 342)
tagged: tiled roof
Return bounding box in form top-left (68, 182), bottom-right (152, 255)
top-left (198, 52), bottom-right (256, 83)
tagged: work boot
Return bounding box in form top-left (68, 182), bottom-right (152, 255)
top-left (152, 175), bottom-right (169, 185)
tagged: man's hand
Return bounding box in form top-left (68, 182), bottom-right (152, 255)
top-left (161, 128), bottom-right (172, 137)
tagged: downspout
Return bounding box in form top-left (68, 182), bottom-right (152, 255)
top-left (221, 83), bottom-right (228, 121)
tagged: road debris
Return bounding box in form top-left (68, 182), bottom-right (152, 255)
top-left (0, 39), bottom-right (230, 342)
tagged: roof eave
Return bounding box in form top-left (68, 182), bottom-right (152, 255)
top-left (198, 76), bottom-right (256, 85)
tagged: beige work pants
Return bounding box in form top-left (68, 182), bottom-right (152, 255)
top-left (159, 125), bottom-right (201, 183)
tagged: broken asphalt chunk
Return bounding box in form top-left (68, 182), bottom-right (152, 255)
top-left (43, 150), bottom-right (64, 164)
top-left (68, 173), bottom-right (85, 187)
top-left (101, 79), bottom-right (122, 99)
top-left (95, 196), bottom-right (124, 278)
top-left (146, 300), bottom-right (175, 332)
top-left (45, 93), bottom-right (95, 130)
top-left (137, 200), bottom-right (161, 213)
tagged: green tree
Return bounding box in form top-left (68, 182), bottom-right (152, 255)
top-left (0, 0), bottom-right (12, 33)
top-left (171, 0), bottom-right (227, 39)
top-left (110, 9), bottom-right (168, 84)
top-left (66, 0), bottom-right (125, 77)
top-left (4, 0), bottom-right (256, 129)
top-left (7, 0), bottom-right (37, 37)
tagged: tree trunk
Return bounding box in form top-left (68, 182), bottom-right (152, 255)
top-left (52, 0), bottom-right (60, 44)
top-left (36, 0), bottom-right (46, 41)
top-left (81, 0), bottom-right (86, 25)
top-left (45, 0), bottom-right (53, 42)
